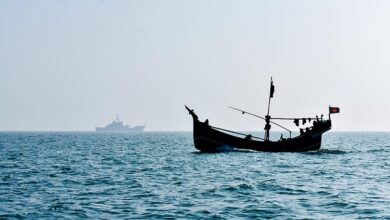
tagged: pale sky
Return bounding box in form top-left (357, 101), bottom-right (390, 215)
top-left (1, 0), bottom-right (390, 131)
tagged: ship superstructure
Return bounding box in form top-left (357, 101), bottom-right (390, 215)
top-left (96, 116), bottom-right (145, 132)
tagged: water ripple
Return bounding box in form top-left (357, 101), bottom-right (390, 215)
top-left (0, 132), bottom-right (389, 219)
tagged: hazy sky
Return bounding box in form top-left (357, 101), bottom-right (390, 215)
top-left (1, 0), bottom-right (390, 131)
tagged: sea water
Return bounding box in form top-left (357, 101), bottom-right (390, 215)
top-left (0, 132), bottom-right (389, 219)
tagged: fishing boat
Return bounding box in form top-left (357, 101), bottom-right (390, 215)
top-left (185, 78), bottom-right (339, 152)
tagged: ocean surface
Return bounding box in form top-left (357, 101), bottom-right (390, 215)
top-left (0, 132), bottom-right (389, 219)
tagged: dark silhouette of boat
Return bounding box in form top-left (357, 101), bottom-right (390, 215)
top-left (185, 78), bottom-right (339, 152)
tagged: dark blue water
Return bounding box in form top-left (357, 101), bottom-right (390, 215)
top-left (0, 132), bottom-right (389, 219)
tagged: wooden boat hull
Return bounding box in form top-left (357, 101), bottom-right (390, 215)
top-left (187, 108), bottom-right (331, 153)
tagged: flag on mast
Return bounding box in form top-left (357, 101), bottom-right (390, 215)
top-left (270, 80), bottom-right (275, 98)
top-left (329, 106), bottom-right (340, 114)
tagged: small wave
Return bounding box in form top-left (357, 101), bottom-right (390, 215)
top-left (49, 202), bottom-right (68, 211)
top-left (215, 145), bottom-right (235, 152)
top-left (60, 166), bottom-right (72, 172)
top-left (0, 214), bottom-right (25, 219)
top-left (316, 190), bottom-right (332, 196)
top-left (366, 147), bottom-right (389, 153)
top-left (237, 183), bottom-right (255, 190)
top-left (190, 147), bottom-right (255, 154)
top-left (311, 149), bottom-right (349, 154)
top-left (221, 183), bottom-right (255, 192)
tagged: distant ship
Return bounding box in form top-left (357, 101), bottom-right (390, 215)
top-left (95, 116), bottom-right (145, 132)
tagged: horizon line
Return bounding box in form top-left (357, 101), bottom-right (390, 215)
top-left (1, 130), bottom-right (390, 133)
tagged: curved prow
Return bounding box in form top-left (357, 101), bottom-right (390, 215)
top-left (185, 105), bottom-right (199, 121)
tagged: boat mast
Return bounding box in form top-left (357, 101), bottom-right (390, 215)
top-left (264, 77), bottom-right (274, 141)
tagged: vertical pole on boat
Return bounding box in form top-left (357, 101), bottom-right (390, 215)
top-left (265, 77), bottom-right (274, 141)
